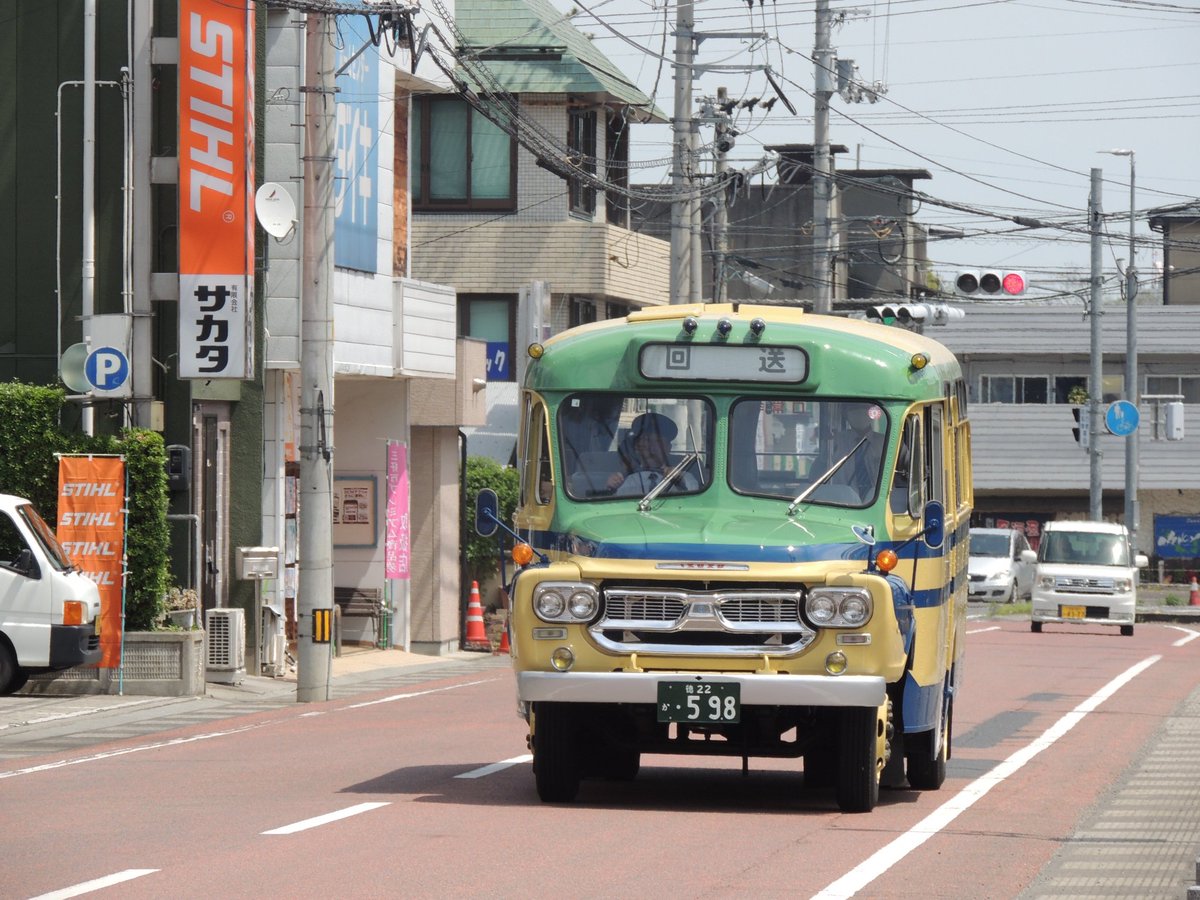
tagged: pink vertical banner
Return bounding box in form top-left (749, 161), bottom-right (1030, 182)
top-left (385, 441), bottom-right (411, 579)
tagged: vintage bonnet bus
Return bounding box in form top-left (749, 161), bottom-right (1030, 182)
top-left (477, 303), bottom-right (972, 812)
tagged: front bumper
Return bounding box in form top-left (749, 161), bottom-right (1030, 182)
top-left (48, 623), bottom-right (102, 669)
top-left (518, 670), bottom-right (886, 707)
top-left (1030, 591), bottom-right (1135, 625)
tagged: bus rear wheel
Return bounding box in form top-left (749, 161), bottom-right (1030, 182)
top-left (533, 704), bottom-right (581, 803)
top-left (836, 705), bottom-right (883, 813)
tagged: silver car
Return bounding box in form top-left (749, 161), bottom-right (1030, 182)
top-left (969, 528), bottom-right (1034, 603)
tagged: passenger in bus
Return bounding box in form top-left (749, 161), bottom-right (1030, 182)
top-left (607, 412), bottom-right (699, 495)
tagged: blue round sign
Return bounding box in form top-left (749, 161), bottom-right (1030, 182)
top-left (1105, 400), bottom-right (1139, 436)
top-left (85, 346), bottom-right (130, 392)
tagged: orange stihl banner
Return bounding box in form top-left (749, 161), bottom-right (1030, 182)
top-left (58, 456), bottom-right (126, 668)
top-left (178, 0), bottom-right (255, 379)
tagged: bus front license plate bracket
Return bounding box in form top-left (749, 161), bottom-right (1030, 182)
top-left (657, 681), bottom-right (741, 724)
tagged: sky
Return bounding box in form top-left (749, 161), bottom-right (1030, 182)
top-left (547, 0), bottom-right (1200, 300)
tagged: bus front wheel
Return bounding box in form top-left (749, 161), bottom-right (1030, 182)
top-left (533, 703), bottom-right (582, 803)
top-left (836, 706), bottom-right (882, 813)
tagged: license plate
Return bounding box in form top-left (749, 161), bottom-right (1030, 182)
top-left (1061, 605), bottom-right (1086, 619)
top-left (657, 680), bottom-right (740, 724)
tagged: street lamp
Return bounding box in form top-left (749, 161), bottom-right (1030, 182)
top-left (1101, 148), bottom-right (1138, 551)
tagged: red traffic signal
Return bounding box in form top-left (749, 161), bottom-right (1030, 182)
top-left (955, 269), bottom-right (1026, 298)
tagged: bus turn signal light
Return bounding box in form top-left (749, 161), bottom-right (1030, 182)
top-left (512, 543), bottom-right (534, 566)
top-left (875, 549), bottom-right (898, 573)
top-left (62, 600), bottom-right (85, 626)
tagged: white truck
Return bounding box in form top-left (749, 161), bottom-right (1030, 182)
top-left (0, 493), bottom-right (103, 693)
top-left (1022, 520), bottom-right (1148, 636)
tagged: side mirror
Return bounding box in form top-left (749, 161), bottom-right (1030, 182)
top-left (475, 489), bottom-right (499, 537)
top-left (921, 500), bottom-right (944, 550)
top-left (1134, 553), bottom-right (1149, 568)
top-left (14, 547), bottom-right (39, 578)
top-left (1020, 549), bottom-right (1037, 564)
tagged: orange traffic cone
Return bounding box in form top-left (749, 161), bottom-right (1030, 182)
top-left (494, 616), bottom-right (511, 656)
top-left (1189, 577), bottom-right (1200, 607)
top-left (464, 581), bottom-right (491, 651)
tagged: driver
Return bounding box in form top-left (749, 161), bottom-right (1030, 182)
top-left (606, 412), bottom-right (698, 495)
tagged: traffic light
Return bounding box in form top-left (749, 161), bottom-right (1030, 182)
top-left (955, 269), bottom-right (1026, 298)
top-left (866, 303), bottom-right (964, 326)
top-left (1071, 407), bottom-right (1090, 449)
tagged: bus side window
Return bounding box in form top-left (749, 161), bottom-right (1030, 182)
top-left (891, 413), bottom-right (925, 516)
top-left (521, 399), bottom-right (553, 506)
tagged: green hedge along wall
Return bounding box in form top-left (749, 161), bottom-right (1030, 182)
top-left (0, 382), bottom-right (170, 630)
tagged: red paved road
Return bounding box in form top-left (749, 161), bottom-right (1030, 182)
top-left (2, 619), bottom-right (1196, 899)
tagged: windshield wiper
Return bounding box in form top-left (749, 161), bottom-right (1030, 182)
top-left (637, 451), bottom-right (700, 512)
top-left (786, 437), bottom-right (866, 517)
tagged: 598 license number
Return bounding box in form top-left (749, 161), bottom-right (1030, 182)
top-left (657, 680), bottom-right (741, 724)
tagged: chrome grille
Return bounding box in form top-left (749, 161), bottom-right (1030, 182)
top-left (1054, 576), bottom-right (1116, 595)
top-left (594, 586), bottom-right (813, 657)
top-left (721, 595), bottom-right (800, 624)
top-left (603, 591), bottom-right (688, 624)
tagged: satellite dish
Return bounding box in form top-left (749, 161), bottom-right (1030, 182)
top-left (254, 183), bottom-right (297, 239)
top-left (60, 342), bottom-right (92, 393)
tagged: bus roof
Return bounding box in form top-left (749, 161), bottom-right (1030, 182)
top-left (527, 304), bottom-right (961, 401)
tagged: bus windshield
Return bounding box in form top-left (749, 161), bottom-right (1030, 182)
top-left (559, 394), bottom-right (713, 500)
top-left (729, 398), bottom-right (889, 507)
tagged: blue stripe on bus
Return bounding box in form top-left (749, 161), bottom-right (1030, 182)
top-left (902, 669), bottom-right (943, 734)
top-left (526, 531), bottom-right (956, 609)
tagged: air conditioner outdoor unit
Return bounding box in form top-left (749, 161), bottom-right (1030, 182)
top-left (206, 607), bottom-right (246, 684)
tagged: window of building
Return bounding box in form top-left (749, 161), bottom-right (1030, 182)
top-left (979, 375), bottom-right (1048, 404)
top-left (568, 297), bottom-right (597, 329)
top-left (412, 96), bottom-right (515, 211)
top-left (459, 295), bottom-right (516, 381)
top-left (568, 108), bottom-right (597, 218)
top-left (1146, 375), bottom-right (1200, 403)
top-left (605, 113), bottom-right (629, 226)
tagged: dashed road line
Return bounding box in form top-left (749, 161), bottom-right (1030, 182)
top-left (262, 802), bottom-right (390, 835)
top-left (28, 868), bottom-right (159, 899)
top-left (456, 754), bottom-right (533, 779)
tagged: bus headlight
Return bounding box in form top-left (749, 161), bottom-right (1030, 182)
top-left (533, 582), bottom-right (599, 623)
top-left (806, 587), bottom-right (873, 628)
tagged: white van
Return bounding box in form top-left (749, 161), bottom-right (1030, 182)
top-left (0, 494), bottom-right (103, 693)
top-left (1021, 520), bottom-right (1148, 637)
top-left (969, 527), bottom-right (1033, 602)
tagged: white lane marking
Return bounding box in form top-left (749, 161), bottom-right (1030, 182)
top-left (1, 677), bottom-right (500, 780)
top-left (28, 868), bottom-right (158, 899)
top-left (966, 626), bottom-right (1000, 635)
top-left (456, 754), bottom-right (533, 779)
top-left (812, 654), bottom-right (1162, 900)
top-left (1166, 625), bottom-right (1200, 647)
top-left (0, 721), bottom-right (275, 780)
top-left (345, 678), bottom-right (497, 709)
top-left (0, 698), bottom-right (185, 731)
top-left (262, 802), bottom-right (389, 835)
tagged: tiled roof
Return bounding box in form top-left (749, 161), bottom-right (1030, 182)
top-left (455, 0), bottom-right (664, 121)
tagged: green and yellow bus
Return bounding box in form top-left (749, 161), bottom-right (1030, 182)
top-left (478, 302), bottom-right (972, 812)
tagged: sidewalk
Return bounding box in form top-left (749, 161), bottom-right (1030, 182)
top-left (0, 645), bottom-right (510, 763)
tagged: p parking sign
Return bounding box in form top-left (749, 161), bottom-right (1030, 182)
top-left (86, 346), bottom-right (131, 397)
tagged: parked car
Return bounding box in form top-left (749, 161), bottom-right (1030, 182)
top-left (0, 494), bottom-right (103, 693)
top-left (969, 527), bottom-right (1033, 602)
top-left (1021, 520), bottom-right (1148, 637)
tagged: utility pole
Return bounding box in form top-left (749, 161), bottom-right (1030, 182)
top-left (1088, 168), bottom-right (1104, 520)
top-left (712, 87), bottom-right (730, 302)
top-left (298, 13), bottom-right (336, 702)
top-left (812, 0), bottom-right (834, 314)
top-left (81, 0), bottom-right (97, 436)
top-left (1103, 150), bottom-right (1139, 550)
top-left (670, 0), bottom-right (695, 304)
